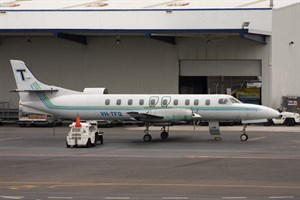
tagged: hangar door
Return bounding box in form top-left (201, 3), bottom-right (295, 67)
top-left (179, 60), bottom-right (262, 104)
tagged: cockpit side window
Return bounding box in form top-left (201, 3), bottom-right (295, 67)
top-left (218, 98), bottom-right (230, 105)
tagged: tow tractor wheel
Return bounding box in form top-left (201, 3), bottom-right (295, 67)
top-left (285, 118), bottom-right (295, 126)
top-left (240, 133), bottom-right (248, 141)
top-left (99, 135), bottom-right (103, 144)
top-left (160, 131), bottom-right (169, 140)
top-left (143, 134), bottom-right (152, 142)
top-left (66, 141), bottom-right (70, 148)
top-left (86, 139), bottom-right (92, 147)
top-left (95, 133), bottom-right (99, 145)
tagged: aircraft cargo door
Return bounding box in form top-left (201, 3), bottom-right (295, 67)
top-left (179, 60), bottom-right (262, 104)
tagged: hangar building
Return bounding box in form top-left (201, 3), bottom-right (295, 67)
top-left (0, 0), bottom-right (299, 111)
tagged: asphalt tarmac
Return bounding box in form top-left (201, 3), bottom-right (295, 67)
top-left (0, 125), bottom-right (299, 200)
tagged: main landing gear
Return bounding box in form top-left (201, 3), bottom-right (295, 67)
top-left (240, 124), bottom-right (249, 141)
top-left (160, 126), bottom-right (169, 140)
top-left (143, 124), bottom-right (169, 142)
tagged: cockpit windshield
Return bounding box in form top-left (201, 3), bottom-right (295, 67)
top-left (218, 97), bottom-right (242, 105)
top-left (229, 98), bottom-right (242, 104)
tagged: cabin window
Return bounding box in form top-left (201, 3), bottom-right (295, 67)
top-left (150, 99), bottom-right (156, 106)
top-left (173, 99), bottom-right (178, 106)
top-left (205, 99), bottom-right (210, 106)
top-left (105, 99), bottom-right (110, 105)
top-left (162, 99), bottom-right (168, 106)
top-left (194, 99), bottom-right (199, 106)
top-left (116, 99), bottom-right (121, 105)
top-left (139, 99), bottom-right (144, 106)
top-left (218, 98), bottom-right (230, 105)
top-left (185, 99), bottom-right (190, 106)
top-left (128, 99), bottom-right (133, 105)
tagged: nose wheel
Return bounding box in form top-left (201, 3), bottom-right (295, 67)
top-left (240, 133), bottom-right (248, 141)
top-left (240, 124), bottom-right (249, 141)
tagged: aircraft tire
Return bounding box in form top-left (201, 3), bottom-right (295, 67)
top-left (160, 131), bottom-right (169, 140)
top-left (143, 134), bottom-right (152, 142)
top-left (240, 134), bottom-right (248, 141)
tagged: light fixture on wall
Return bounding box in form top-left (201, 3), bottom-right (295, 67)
top-left (115, 36), bottom-right (121, 44)
top-left (269, 0), bottom-right (274, 8)
top-left (242, 22), bottom-right (250, 29)
top-left (26, 36), bottom-right (32, 44)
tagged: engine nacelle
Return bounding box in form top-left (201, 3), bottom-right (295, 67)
top-left (83, 88), bottom-right (108, 94)
top-left (147, 108), bottom-right (194, 122)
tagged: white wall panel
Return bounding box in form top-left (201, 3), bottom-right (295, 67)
top-left (180, 60), bottom-right (261, 76)
top-left (0, 10), bottom-right (271, 34)
top-left (271, 3), bottom-right (300, 108)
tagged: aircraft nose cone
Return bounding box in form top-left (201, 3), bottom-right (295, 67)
top-left (267, 108), bottom-right (280, 119)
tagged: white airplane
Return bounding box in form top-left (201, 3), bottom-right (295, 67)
top-left (10, 60), bottom-right (280, 142)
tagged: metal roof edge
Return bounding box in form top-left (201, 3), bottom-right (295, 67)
top-left (0, 8), bottom-right (272, 12)
top-left (0, 28), bottom-right (249, 34)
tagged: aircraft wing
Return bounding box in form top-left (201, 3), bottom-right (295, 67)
top-left (127, 112), bottom-right (164, 121)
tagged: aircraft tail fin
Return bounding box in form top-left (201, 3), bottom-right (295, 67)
top-left (10, 60), bottom-right (55, 92)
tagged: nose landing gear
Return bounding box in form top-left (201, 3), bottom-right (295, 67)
top-left (240, 124), bottom-right (249, 141)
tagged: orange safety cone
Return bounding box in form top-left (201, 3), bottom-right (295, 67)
top-left (75, 114), bottom-right (81, 128)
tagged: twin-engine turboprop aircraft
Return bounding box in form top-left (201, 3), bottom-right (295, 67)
top-left (10, 60), bottom-right (280, 142)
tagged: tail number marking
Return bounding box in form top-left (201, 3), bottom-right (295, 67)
top-left (100, 112), bottom-right (122, 117)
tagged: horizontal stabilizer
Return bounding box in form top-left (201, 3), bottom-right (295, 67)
top-left (127, 112), bottom-right (164, 121)
top-left (11, 89), bottom-right (59, 92)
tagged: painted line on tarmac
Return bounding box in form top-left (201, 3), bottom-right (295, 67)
top-left (222, 197), bottom-right (247, 199)
top-left (48, 197), bottom-right (73, 199)
top-left (188, 155), bottom-right (300, 160)
top-left (0, 196), bottom-right (24, 199)
top-left (162, 197), bottom-right (189, 199)
top-left (1, 153), bottom-right (300, 160)
top-left (0, 137), bottom-right (23, 142)
top-left (248, 136), bottom-right (266, 141)
top-left (105, 197), bottom-right (130, 200)
top-left (0, 182), bottom-right (299, 190)
top-left (268, 196), bottom-right (294, 199)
